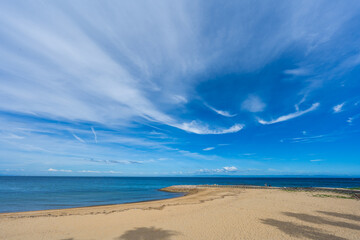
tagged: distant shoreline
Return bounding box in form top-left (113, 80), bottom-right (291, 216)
top-left (1, 177), bottom-right (359, 213)
top-left (0, 185), bottom-right (197, 218)
top-left (1, 185), bottom-right (359, 216)
top-left (1, 185), bottom-right (360, 240)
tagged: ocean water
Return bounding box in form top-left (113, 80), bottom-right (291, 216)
top-left (0, 176), bottom-right (359, 213)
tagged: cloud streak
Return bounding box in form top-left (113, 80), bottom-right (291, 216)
top-left (258, 103), bottom-right (320, 125)
top-left (72, 134), bottom-right (85, 143)
top-left (206, 104), bottom-right (237, 117)
top-left (283, 68), bottom-right (309, 76)
top-left (347, 113), bottom-right (360, 124)
top-left (89, 158), bottom-right (145, 165)
top-left (175, 121), bottom-right (244, 134)
top-left (48, 168), bottom-right (72, 172)
top-left (203, 147), bottom-right (215, 151)
top-left (310, 159), bottom-right (324, 162)
top-left (91, 127), bottom-right (98, 143)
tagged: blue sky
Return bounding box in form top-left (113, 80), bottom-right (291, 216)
top-left (0, 0), bottom-right (360, 176)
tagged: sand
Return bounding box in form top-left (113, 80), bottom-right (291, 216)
top-left (1, 186), bottom-right (360, 240)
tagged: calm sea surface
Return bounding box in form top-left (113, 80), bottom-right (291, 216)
top-left (0, 176), bottom-right (359, 213)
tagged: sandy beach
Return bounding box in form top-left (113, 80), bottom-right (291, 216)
top-left (1, 186), bottom-right (360, 240)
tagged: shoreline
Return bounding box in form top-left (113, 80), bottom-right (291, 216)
top-left (0, 184), bottom-right (360, 219)
top-left (1, 186), bottom-right (360, 240)
top-left (0, 191), bottom-right (187, 216)
top-left (0, 185), bottom-right (201, 219)
top-left (1, 185), bottom-right (359, 217)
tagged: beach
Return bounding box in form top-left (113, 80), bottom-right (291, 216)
top-left (1, 186), bottom-right (360, 240)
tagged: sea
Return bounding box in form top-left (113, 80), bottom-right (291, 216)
top-left (0, 176), bottom-right (359, 213)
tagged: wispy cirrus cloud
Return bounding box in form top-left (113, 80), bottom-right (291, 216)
top-left (2, 133), bottom-right (24, 140)
top-left (310, 159), bottom-right (324, 162)
top-left (48, 168), bottom-right (72, 172)
top-left (205, 104), bottom-right (237, 117)
top-left (174, 121), bottom-right (243, 134)
top-left (0, 0), bottom-right (236, 135)
top-left (285, 135), bottom-right (327, 143)
top-left (203, 147), bottom-right (215, 151)
top-left (72, 134), bottom-right (85, 143)
top-left (333, 102), bottom-right (345, 113)
top-left (347, 113), bottom-right (360, 124)
top-left (283, 68), bottom-right (309, 76)
top-left (281, 128), bottom-right (359, 143)
top-left (202, 143), bottom-right (230, 151)
top-left (0, 0), bottom-right (350, 136)
top-left (91, 127), bottom-right (98, 143)
top-left (89, 158), bottom-right (147, 165)
top-left (258, 103), bottom-right (320, 125)
top-left (1, 1), bottom-right (360, 176)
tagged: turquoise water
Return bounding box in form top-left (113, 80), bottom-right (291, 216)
top-left (0, 176), bottom-right (359, 213)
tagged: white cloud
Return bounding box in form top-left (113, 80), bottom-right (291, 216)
top-left (333, 102), bottom-right (345, 113)
top-left (0, 1), bottom-right (205, 134)
top-left (89, 158), bottom-right (146, 164)
top-left (223, 166), bottom-right (237, 172)
top-left (78, 170), bottom-right (101, 173)
top-left (107, 171), bottom-right (122, 174)
top-left (203, 147), bottom-right (215, 151)
top-left (347, 113), bottom-right (360, 124)
top-left (295, 93), bottom-right (308, 112)
top-left (198, 166), bottom-right (238, 174)
top-left (0, 1), bottom-right (359, 177)
top-left (0, 1), bottom-right (355, 138)
top-left (91, 127), bottom-right (98, 143)
top-left (48, 168), bottom-right (72, 172)
top-left (310, 159), bottom-right (324, 162)
top-left (1, 1), bottom-right (343, 132)
top-left (174, 121), bottom-right (244, 134)
top-left (242, 153), bottom-right (255, 156)
top-left (241, 95), bottom-right (266, 112)
top-left (203, 143), bottom-right (230, 151)
top-left (171, 95), bottom-right (188, 104)
top-left (283, 132), bottom-right (339, 143)
top-left (258, 102), bottom-right (319, 125)
top-left (206, 104), bottom-right (237, 117)
top-left (72, 134), bottom-right (85, 143)
top-left (283, 68), bottom-right (309, 76)
top-left (3, 133), bottom-right (24, 140)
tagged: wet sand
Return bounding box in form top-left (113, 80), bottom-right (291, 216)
top-left (1, 186), bottom-right (360, 240)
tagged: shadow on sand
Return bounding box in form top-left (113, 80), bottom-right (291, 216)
top-left (318, 211), bottom-right (360, 222)
top-left (117, 226), bottom-right (180, 240)
top-left (262, 211), bottom-right (360, 240)
top-left (283, 212), bottom-right (360, 230)
top-left (261, 219), bottom-right (348, 240)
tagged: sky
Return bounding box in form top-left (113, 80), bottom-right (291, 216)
top-left (0, 0), bottom-right (360, 176)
